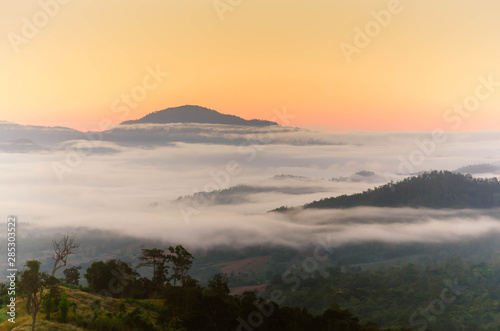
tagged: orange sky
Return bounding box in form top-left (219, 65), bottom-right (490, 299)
top-left (1, 0), bottom-right (500, 132)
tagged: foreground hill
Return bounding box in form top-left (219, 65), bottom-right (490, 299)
top-left (0, 286), bottom-right (161, 331)
top-left (1, 285), bottom-right (404, 331)
top-left (121, 105), bottom-right (277, 126)
top-left (303, 171), bottom-right (500, 209)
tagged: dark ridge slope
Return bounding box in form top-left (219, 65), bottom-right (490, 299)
top-left (304, 171), bottom-right (500, 209)
top-left (121, 105), bottom-right (277, 126)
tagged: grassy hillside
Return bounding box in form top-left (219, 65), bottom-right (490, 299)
top-left (2, 283), bottom-right (408, 331)
top-left (0, 287), bottom-right (162, 331)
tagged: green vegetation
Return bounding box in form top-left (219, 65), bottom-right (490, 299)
top-left (18, 260), bottom-right (46, 330)
top-left (64, 266), bottom-right (82, 286)
top-left (303, 171), bottom-right (500, 209)
top-left (265, 258), bottom-right (500, 330)
top-left (5, 238), bottom-right (500, 330)
top-left (1, 245), bottom-right (414, 330)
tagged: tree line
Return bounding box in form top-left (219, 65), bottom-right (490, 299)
top-left (0, 235), bottom-right (416, 330)
top-left (302, 171), bottom-right (500, 209)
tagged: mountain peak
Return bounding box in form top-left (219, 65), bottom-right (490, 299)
top-left (121, 105), bottom-right (277, 126)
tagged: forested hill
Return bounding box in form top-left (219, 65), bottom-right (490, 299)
top-left (304, 171), bottom-right (500, 209)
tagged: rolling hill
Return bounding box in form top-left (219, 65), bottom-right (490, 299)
top-left (300, 171), bottom-right (500, 210)
top-left (121, 105), bottom-right (277, 126)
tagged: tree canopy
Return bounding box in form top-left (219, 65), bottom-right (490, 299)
top-left (303, 171), bottom-right (500, 209)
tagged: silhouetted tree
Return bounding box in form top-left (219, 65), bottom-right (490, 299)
top-left (63, 266), bottom-right (82, 286)
top-left (43, 275), bottom-right (62, 321)
top-left (84, 259), bottom-right (137, 298)
top-left (167, 245), bottom-right (193, 286)
top-left (19, 260), bottom-right (47, 331)
top-left (137, 248), bottom-right (169, 291)
top-left (51, 234), bottom-right (79, 277)
top-left (207, 273), bottom-right (230, 297)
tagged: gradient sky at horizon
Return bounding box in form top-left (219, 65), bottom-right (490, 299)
top-left (1, 0), bottom-right (500, 132)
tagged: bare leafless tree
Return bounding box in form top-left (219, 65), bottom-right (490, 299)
top-left (51, 234), bottom-right (79, 277)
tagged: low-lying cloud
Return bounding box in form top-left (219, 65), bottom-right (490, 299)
top-left (1, 125), bottom-right (500, 253)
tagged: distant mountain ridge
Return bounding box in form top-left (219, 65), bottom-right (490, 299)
top-left (454, 163), bottom-right (500, 174)
top-left (121, 105), bottom-right (277, 126)
top-left (275, 171), bottom-right (500, 211)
